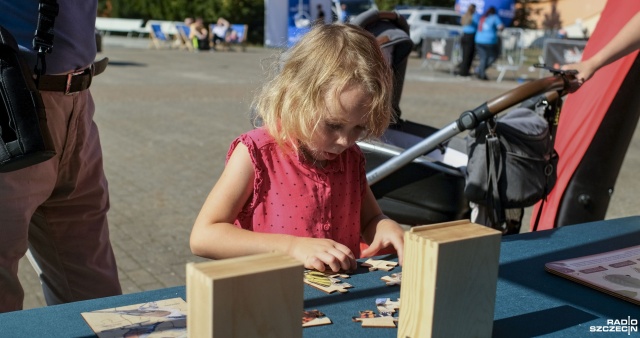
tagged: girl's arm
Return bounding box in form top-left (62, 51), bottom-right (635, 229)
top-left (190, 143), bottom-right (356, 272)
top-left (563, 11), bottom-right (640, 83)
top-left (359, 186), bottom-right (405, 264)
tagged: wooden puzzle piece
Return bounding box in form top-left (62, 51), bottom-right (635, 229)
top-left (352, 310), bottom-right (398, 328)
top-left (303, 270), bottom-right (353, 294)
top-left (302, 310), bottom-right (332, 327)
top-left (304, 271), bottom-right (332, 287)
top-left (361, 259), bottom-right (398, 272)
top-left (303, 317), bottom-right (332, 327)
top-left (375, 298), bottom-right (400, 315)
top-left (304, 279), bottom-right (353, 293)
top-left (380, 272), bottom-right (402, 286)
top-left (355, 316), bottom-right (398, 328)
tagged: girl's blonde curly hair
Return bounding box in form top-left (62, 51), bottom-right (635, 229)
top-left (253, 23), bottom-right (394, 153)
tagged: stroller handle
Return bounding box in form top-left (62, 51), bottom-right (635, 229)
top-left (458, 73), bottom-right (580, 131)
top-left (367, 73), bottom-right (580, 185)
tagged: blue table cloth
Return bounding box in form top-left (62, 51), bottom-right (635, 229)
top-left (1, 216), bottom-right (639, 337)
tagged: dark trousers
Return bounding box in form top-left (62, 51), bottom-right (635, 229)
top-left (476, 43), bottom-right (500, 79)
top-left (458, 33), bottom-right (475, 76)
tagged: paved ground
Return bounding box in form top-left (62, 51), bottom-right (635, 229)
top-left (17, 35), bottom-right (640, 310)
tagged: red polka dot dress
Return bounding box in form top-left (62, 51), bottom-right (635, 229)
top-left (228, 128), bottom-right (366, 257)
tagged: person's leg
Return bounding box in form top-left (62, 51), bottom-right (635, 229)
top-left (0, 91), bottom-right (67, 312)
top-left (476, 44), bottom-right (488, 79)
top-left (28, 90), bottom-right (121, 305)
top-left (459, 34), bottom-right (474, 76)
top-left (485, 42), bottom-right (500, 69)
top-left (0, 162), bottom-right (56, 312)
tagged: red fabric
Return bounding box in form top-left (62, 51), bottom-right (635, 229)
top-left (478, 16), bottom-right (486, 31)
top-left (229, 128), bottom-right (367, 257)
top-left (530, 1), bottom-right (640, 230)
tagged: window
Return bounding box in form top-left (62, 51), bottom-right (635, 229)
top-left (437, 15), bottom-right (461, 25)
top-left (419, 14), bottom-right (432, 22)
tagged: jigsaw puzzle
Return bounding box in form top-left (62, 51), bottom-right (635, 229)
top-left (302, 310), bottom-right (332, 327)
top-left (361, 259), bottom-right (398, 271)
top-left (303, 270), bottom-right (353, 293)
top-left (380, 272), bottom-right (402, 286)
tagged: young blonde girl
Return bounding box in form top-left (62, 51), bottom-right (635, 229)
top-left (190, 23), bottom-right (404, 272)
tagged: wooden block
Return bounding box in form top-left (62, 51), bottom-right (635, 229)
top-left (187, 252), bottom-right (304, 338)
top-left (397, 220), bottom-right (501, 338)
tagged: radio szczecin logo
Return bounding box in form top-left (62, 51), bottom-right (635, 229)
top-left (590, 317), bottom-right (638, 335)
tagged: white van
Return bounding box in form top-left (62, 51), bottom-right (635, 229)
top-left (396, 7), bottom-right (462, 55)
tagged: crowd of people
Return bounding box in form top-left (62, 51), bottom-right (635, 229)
top-left (182, 16), bottom-right (240, 51)
top-left (454, 5), bottom-right (503, 80)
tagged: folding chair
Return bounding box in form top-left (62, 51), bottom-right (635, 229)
top-left (175, 23), bottom-right (195, 51)
top-left (224, 24), bottom-right (248, 52)
top-left (149, 23), bottom-right (171, 49)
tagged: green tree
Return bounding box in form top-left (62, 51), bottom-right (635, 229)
top-left (513, 0), bottom-right (543, 29)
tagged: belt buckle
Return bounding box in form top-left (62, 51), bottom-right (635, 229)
top-left (65, 68), bottom-right (88, 95)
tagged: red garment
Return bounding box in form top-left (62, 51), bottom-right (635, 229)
top-left (229, 128), bottom-right (366, 256)
top-left (530, 1), bottom-right (640, 230)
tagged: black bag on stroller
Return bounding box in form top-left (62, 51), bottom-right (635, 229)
top-left (465, 106), bottom-right (558, 234)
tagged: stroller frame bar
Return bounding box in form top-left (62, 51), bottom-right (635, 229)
top-left (367, 73), bottom-right (579, 185)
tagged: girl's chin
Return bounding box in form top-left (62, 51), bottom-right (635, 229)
top-left (322, 152), bottom-right (338, 161)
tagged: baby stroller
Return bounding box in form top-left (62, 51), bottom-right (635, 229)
top-left (352, 10), bottom-right (580, 231)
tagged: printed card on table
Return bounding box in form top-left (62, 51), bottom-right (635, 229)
top-left (81, 298), bottom-right (187, 338)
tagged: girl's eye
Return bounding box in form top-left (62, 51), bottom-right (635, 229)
top-left (325, 122), bottom-right (342, 131)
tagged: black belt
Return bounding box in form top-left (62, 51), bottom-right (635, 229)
top-left (36, 57), bottom-right (108, 94)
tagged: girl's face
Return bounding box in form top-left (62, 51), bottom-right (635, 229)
top-left (304, 84), bottom-right (370, 164)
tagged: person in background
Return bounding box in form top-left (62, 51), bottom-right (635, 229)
top-left (474, 6), bottom-right (503, 81)
top-left (190, 23), bottom-right (405, 273)
top-left (530, 8), bottom-right (640, 230)
top-left (189, 17), bottom-right (209, 51)
top-left (339, 4), bottom-right (349, 23)
top-left (315, 4), bottom-right (326, 25)
top-left (457, 3), bottom-right (478, 77)
top-left (211, 17), bottom-right (231, 50)
top-left (0, 0), bottom-right (122, 312)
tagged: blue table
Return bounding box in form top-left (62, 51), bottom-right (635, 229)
top-left (2, 217), bottom-right (640, 337)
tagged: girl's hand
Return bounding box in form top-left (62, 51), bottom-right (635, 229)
top-left (361, 219), bottom-right (405, 265)
top-left (287, 237), bottom-right (357, 272)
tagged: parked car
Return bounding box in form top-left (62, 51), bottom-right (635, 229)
top-left (396, 7), bottom-right (462, 56)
